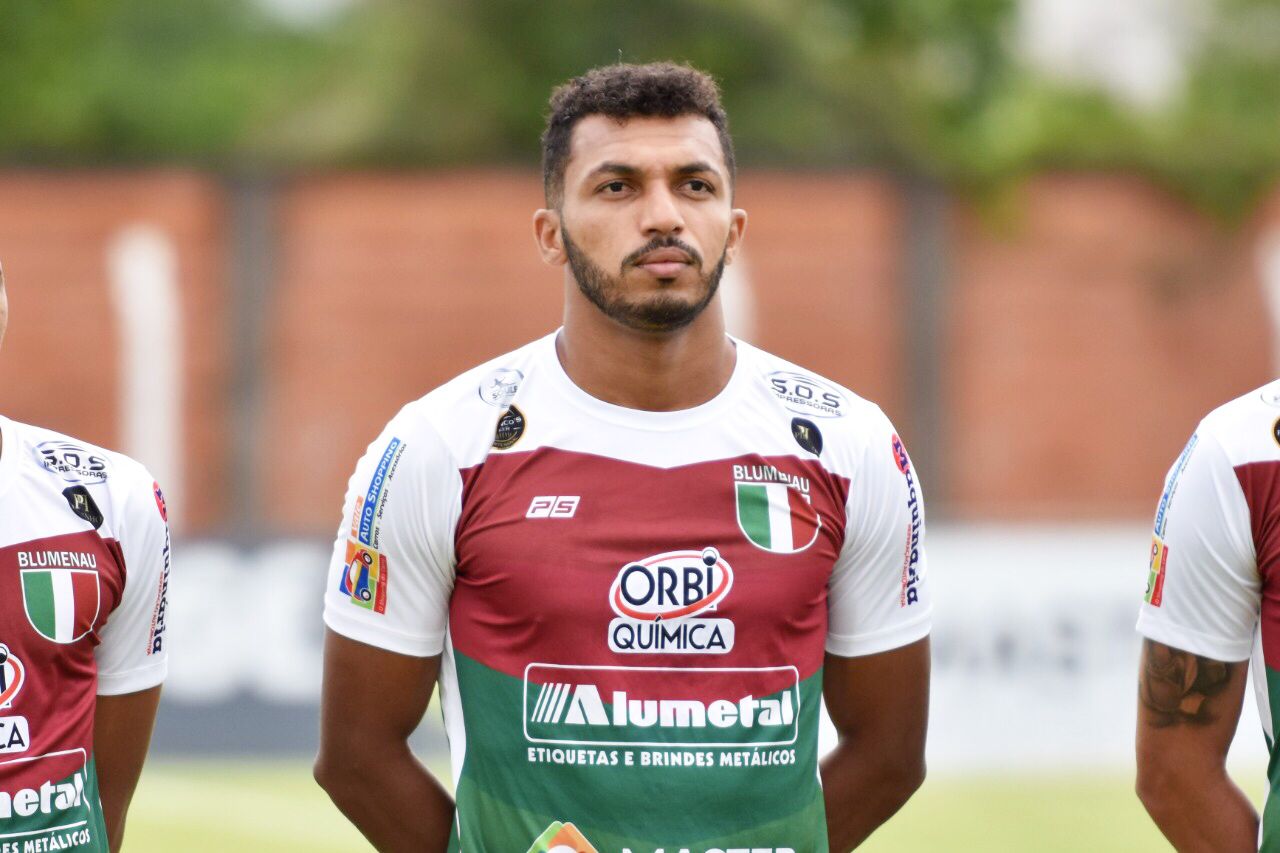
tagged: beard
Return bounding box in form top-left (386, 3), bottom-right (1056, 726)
top-left (562, 228), bottom-right (727, 333)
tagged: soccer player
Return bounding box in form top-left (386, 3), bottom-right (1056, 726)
top-left (1135, 382), bottom-right (1280, 850)
top-left (0, 262), bottom-right (171, 851)
top-left (315, 63), bottom-right (931, 852)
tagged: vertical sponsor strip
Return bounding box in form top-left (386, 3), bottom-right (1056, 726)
top-left (736, 484), bottom-right (772, 550)
top-left (24, 572), bottom-right (58, 640)
top-left (52, 570), bottom-right (76, 643)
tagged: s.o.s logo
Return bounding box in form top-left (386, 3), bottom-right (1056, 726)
top-left (607, 548), bottom-right (735, 654)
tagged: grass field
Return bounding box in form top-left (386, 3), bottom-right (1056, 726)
top-left (126, 761), bottom-right (1263, 851)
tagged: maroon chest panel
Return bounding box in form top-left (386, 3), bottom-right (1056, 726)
top-left (0, 530), bottom-right (124, 762)
top-left (452, 448), bottom-right (849, 685)
top-left (1235, 461), bottom-right (1280, 667)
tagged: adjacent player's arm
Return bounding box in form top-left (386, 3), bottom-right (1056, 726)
top-left (314, 631), bottom-right (455, 852)
top-left (1135, 639), bottom-right (1255, 851)
top-left (94, 686), bottom-right (161, 851)
top-left (821, 639), bottom-right (929, 851)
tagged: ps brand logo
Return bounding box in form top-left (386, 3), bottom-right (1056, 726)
top-left (526, 496), bottom-right (581, 519)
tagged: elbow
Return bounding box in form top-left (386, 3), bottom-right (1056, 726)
top-left (314, 747), bottom-right (361, 806)
top-left (1135, 755), bottom-right (1185, 822)
top-left (895, 753), bottom-right (927, 803)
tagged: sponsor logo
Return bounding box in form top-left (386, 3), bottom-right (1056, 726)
top-left (608, 548), bottom-right (734, 654)
top-left (527, 821), bottom-right (598, 853)
top-left (0, 718), bottom-right (28, 756)
top-left (767, 371), bottom-right (847, 419)
top-left (791, 417), bottom-right (822, 456)
top-left (734, 475), bottom-right (820, 554)
top-left (0, 749), bottom-right (92, 840)
top-left (893, 434), bottom-right (922, 607)
top-left (0, 647), bottom-right (26, 710)
top-left (357, 438), bottom-right (404, 549)
top-left (20, 570), bottom-right (100, 644)
top-left (1146, 534), bottom-right (1169, 607)
top-left (523, 663), bottom-right (800, 748)
top-left (149, 520), bottom-right (171, 655)
top-left (494, 406), bottom-right (526, 450)
top-left (623, 849), bottom-right (795, 853)
top-left (338, 438), bottom-right (404, 614)
top-left (339, 541), bottom-right (388, 614)
top-left (61, 487), bottom-right (103, 530)
top-left (34, 442), bottom-right (108, 483)
top-left (1154, 434), bottom-right (1198, 538)
top-left (527, 496), bottom-right (580, 519)
top-left (479, 368), bottom-right (524, 408)
top-left (153, 481), bottom-right (168, 521)
top-left (1274, 416), bottom-right (1280, 448)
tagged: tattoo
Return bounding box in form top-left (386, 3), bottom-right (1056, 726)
top-left (1139, 639), bottom-right (1237, 726)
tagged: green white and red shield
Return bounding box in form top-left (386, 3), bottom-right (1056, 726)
top-left (20, 569), bottom-right (100, 644)
top-left (735, 482), bottom-right (820, 553)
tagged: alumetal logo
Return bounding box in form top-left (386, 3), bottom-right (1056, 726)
top-left (608, 548), bottom-right (734, 654)
top-left (523, 664), bottom-right (800, 748)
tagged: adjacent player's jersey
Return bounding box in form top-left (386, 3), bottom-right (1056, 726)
top-left (1135, 379), bottom-right (1280, 851)
top-left (0, 416), bottom-right (170, 853)
top-left (325, 331), bottom-right (931, 852)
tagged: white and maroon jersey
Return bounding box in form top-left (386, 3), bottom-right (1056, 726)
top-left (1135, 379), bottom-right (1280, 851)
top-left (0, 416), bottom-right (169, 853)
top-left (324, 331), bottom-right (931, 852)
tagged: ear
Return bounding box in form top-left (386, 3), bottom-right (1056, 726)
top-left (723, 208), bottom-right (748, 266)
top-left (532, 209), bottom-right (567, 266)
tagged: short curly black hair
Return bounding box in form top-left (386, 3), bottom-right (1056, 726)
top-left (541, 62), bottom-right (735, 206)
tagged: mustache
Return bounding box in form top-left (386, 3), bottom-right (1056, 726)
top-left (620, 236), bottom-right (703, 271)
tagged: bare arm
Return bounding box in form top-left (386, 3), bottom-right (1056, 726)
top-left (1135, 638), bottom-right (1255, 851)
top-left (821, 637), bottom-right (930, 851)
top-left (94, 686), bottom-right (161, 851)
top-left (314, 630), bottom-right (455, 852)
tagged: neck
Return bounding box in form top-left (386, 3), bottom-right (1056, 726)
top-left (558, 285), bottom-right (736, 412)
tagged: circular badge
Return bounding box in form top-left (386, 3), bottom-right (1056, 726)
top-left (493, 405), bottom-right (526, 450)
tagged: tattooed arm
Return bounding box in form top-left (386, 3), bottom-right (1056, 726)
top-left (1135, 639), bottom-right (1256, 852)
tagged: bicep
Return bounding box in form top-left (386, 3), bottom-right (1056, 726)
top-left (1137, 639), bottom-right (1248, 760)
top-left (824, 638), bottom-right (930, 742)
top-left (94, 687), bottom-right (161, 801)
top-left (320, 630), bottom-right (439, 748)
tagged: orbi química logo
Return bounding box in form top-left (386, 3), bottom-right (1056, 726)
top-left (608, 548), bottom-right (734, 654)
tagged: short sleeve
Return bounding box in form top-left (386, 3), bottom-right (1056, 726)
top-left (96, 470), bottom-right (170, 695)
top-left (1136, 430), bottom-right (1258, 662)
top-left (826, 412), bottom-right (932, 657)
top-left (323, 412), bottom-right (460, 657)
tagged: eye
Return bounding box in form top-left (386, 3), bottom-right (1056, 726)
top-left (599, 180), bottom-right (629, 194)
top-left (684, 179), bottom-right (715, 194)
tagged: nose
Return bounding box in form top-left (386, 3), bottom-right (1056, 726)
top-left (638, 184), bottom-right (684, 237)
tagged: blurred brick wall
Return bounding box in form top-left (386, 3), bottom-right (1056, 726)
top-left (260, 171), bottom-right (909, 532)
top-left (1, 169), bottom-right (1274, 532)
top-left (0, 171), bottom-right (229, 530)
top-left (946, 175), bottom-right (1274, 518)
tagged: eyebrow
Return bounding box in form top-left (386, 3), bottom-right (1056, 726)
top-left (585, 161), bottom-right (724, 182)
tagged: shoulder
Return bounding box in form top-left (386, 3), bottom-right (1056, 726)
top-left (374, 334), bottom-right (550, 468)
top-left (740, 342), bottom-right (900, 467)
top-left (9, 417), bottom-right (156, 496)
top-left (1194, 380), bottom-right (1280, 467)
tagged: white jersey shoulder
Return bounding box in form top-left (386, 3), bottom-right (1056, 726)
top-left (1197, 379), bottom-right (1280, 467)
top-left (1, 416), bottom-right (170, 693)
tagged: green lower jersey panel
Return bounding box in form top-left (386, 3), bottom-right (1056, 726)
top-left (0, 754), bottom-right (107, 852)
top-left (448, 649), bottom-right (827, 851)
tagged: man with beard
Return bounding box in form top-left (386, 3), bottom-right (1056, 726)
top-left (0, 263), bottom-right (170, 852)
top-left (315, 63), bottom-right (931, 852)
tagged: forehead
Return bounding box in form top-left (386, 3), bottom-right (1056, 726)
top-left (566, 114), bottom-right (727, 179)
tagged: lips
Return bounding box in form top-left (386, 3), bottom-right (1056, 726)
top-left (634, 248), bottom-right (692, 277)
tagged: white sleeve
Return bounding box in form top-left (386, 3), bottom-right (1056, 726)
top-left (1135, 430), bottom-right (1258, 661)
top-left (826, 412), bottom-right (932, 657)
top-left (323, 412), bottom-right (460, 657)
top-left (96, 469), bottom-right (170, 695)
